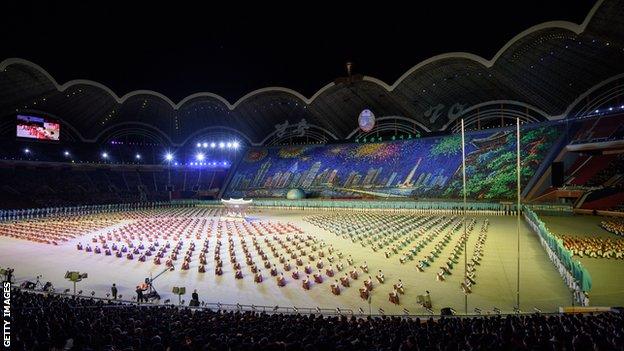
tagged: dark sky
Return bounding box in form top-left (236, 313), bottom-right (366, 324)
top-left (2, 1), bottom-right (596, 102)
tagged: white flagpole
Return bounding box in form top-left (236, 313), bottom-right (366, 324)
top-left (461, 119), bottom-right (468, 315)
top-left (516, 118), bottom-right (521, 311)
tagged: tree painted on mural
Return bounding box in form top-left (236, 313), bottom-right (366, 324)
top-left (431, 135), bottom-right (462, 156)
top-left (227, 125), bottom-right (561, 200)
top-left (443, 126), bottom-right (561, 199)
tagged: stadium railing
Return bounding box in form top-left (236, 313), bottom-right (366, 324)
top-left (13, 286), bottom-right (573, 318)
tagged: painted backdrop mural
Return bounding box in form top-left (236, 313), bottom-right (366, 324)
top-left (225, 125), bottom-right (562, 200)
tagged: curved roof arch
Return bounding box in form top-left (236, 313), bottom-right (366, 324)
top-left (0, 0), bottom-right (605, 112)
top-left (1, 0), bottom-right (621, 144)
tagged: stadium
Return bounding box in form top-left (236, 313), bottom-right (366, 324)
top-left (2, 1), bottom-right (624, 349)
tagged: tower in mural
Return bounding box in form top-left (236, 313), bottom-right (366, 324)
top-left (399, 157), bottom-right (422, 188)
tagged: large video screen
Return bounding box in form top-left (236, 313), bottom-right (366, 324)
top-left (16, 114), bottom-right (60, 140)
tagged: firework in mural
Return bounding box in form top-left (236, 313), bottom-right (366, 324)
top-left (225, 125), bottom-right (562, 200)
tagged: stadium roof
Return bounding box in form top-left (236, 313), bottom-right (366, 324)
top-left (1, 0), bottom-right (623, 145)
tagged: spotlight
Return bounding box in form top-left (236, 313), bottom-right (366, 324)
top-left (165, 153), bottom-right (173, 161)
top-left (226, 142), bottom-right (232, 148)
top-left (222, 161), bottom-right (227, 166)
top-left (232, 141), bottom-right (240, 149)
top-left (63, 151), bottom-right (70, 157)
top-left (210, 142), bottom-right (216, 148)
top-left (202, 142), bottom-right (208, 148)
top-left (23, 148), bottom-right (30, 154)
top-left (218, 142), bottom-right (225, 149)
top-left (196, 142), bottom-right (201, 147)
top-left (101, 152), bottom-right (108, 159)
top-left (135, 154), bottom-right (141, 160)
top-left (196, 153), bottom-right (205, 161)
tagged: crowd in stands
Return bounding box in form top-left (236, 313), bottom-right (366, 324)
top-left (10, 289), bottom-right (624, 351)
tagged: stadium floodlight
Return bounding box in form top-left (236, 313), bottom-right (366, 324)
top-left (101, 152), bottom-right (109, 159)
top-left (196, 153), bottom-right (205, 161)
top-left (164, 153), bottom-right (173, 161)
top-left (202, 142), bottom-right (208, 148)
top-left (218, 142), bottom-right (225, 149)
top-left (135, 153), bottom-right (141, 160)
top-left (232, 141), bottom-right (240, 149)
top-left (210, 142), bottom-right (216, 148)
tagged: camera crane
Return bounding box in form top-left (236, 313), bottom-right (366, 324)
top-left (142, 266), bottom-right (173, 301)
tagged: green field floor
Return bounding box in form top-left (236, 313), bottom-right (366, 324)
top-left (541, 214), bottom-right (624, 307)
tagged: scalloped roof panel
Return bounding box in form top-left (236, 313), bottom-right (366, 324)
top-left (1, 0), bottom-right (623, 145)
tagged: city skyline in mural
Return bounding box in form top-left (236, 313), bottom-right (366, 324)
top-left (225, 125), bottom-right (562, 200)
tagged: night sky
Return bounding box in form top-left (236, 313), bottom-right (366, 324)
top-left (2, 1), bottom-right (596, 102)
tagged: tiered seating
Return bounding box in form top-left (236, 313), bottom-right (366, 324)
top-left (568, 155), bottom-right (616, 186)
top-left (0, 166), bottom-right (230, 209)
